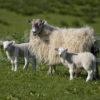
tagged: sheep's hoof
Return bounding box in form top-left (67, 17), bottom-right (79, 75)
top-left (47, 71), bottom-right (51, 75)
top-left (52, 69), bottom-right (56, 75)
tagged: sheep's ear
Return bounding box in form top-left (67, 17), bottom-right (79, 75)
top-left (65, 49), bottom-right (68, 51)
top-left (41, 19), bottom-right (47, 25)
top-left (55, 48), bottom-right (58, 51)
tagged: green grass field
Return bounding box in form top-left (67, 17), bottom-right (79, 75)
top-left (0, 62), bottom-right (100, 100)
top-left (0, 0), bottom-right (100, 99)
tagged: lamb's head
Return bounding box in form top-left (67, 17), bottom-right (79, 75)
top-left (3, 41), bottom-right (15, 51)
top-left (55, 47), bottom-right (68, 57)
top-left (30, 19), bottom-right (46, 36)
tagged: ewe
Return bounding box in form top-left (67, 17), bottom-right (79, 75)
top-left (29, 19), bottom-right (96, 75)
top-left (3, 41), bottom-right (36, 71)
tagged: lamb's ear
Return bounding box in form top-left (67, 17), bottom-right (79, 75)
top-left (0, 41), bottom-right (3, 45)
top-left (0, 41), bottom-right (3, 49)
top-left (12, 41), bottom-right (15, 44)
top-left (10, 41), bottom-right (15, 45)
top-left (28, 19), bottom-right (32, 24)
top-left (55, 48), bottom-right (58, 51)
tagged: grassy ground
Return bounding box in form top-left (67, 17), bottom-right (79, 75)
top-left (0, 7), bottom-right (100, 100)
top-left (0, 63), bottom-right (100, 100)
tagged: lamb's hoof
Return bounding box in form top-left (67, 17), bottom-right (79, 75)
top-left (14, 69), bottom-right (17, 72)
top-left (23, 67), bottom-right (26, 70)
top-left (86, 79), bottom-right (92, 82)
top-left (70, 78), bottom-right (73, 80)
top-left (86, 80), bottom-right (89, 82)
top-left (11, 68), bottom-right (14, 71)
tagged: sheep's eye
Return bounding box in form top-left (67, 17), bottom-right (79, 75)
top-left (35, 23), bottom-right (39, 28)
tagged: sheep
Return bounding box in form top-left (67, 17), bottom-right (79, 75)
top-left (3, 41), bottom-right (36, 71)
top-left (55, 47), bottom-right (98, 82)
top-left (29, 19), bottom-right (96, 75)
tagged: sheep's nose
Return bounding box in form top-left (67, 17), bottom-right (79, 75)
top-left (32, 32), bottom-right (37, 36)
top-left (32, 28), bottom-right (36, 33)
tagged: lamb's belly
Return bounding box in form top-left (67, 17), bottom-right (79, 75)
top-left (75, 62), bottom-right (82, 68)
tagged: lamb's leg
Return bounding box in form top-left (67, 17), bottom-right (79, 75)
top-left (11, 60), bottom-right (14, 71)
top-left (69, 67), bottom-right (74, 80)
top-left (74, 68), bottom-right (82, 78)
top-left (86, 70), bottom-right (93, 82)
top-left (14, 57), bottom-right (18, 71)
top-left (23, 57), bottom-right (29, 70)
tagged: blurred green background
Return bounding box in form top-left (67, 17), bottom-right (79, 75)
top-left (0, 0), bottom-right (100, 42)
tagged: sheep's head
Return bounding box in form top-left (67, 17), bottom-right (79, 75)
top-left (29, 19), bottom-right (46, 36)
top-left (55, 48), bottom-right (68, 56)
top-left (3, 41), bottom-right (15, 51)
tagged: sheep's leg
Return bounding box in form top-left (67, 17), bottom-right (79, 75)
top-left (52, 66), bottom-right (56, 74)
top-left (47, 65), bottom-right (52, 75)
top-left (47, 65), bottom-right (56, 75)
top-left (86, 70), bottom-right (93, 82)
top-left (69, 67), bottom-right (74, 80)
top-left (23, 57), bottom-right (29, 70)
top-left (32, 56), bottom-right (36, 71)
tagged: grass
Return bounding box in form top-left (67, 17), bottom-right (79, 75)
top-left (0, 2), bottom-right (100, 99)
top-left (0, 63), bottom-right (100, 100)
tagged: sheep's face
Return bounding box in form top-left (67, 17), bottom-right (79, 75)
top-left (55, 48), bottom-right (68, 55)
top-left (31, 19), bottom-right (46, 36)
top-left (3, 41), bottom-right (14, 51)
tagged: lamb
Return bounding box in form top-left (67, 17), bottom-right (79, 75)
top-left (29, 19), bottom-right (96, 75)
top-left (3, 41), bottom-right (36, 71)
top-left (55, 47), bottom-right (98, 82)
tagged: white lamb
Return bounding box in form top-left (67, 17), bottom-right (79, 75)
top-left (55, 48), bottom-right (98, 82)
top-left (3, 41), bottom-right (36, 71)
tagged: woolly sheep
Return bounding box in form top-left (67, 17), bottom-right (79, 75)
top-left (3, 41), bottom-right (36, 71)
top-left (55, 47), bottom-right (98, 82)
top-left (29, 19), bottom-right (96, 75)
